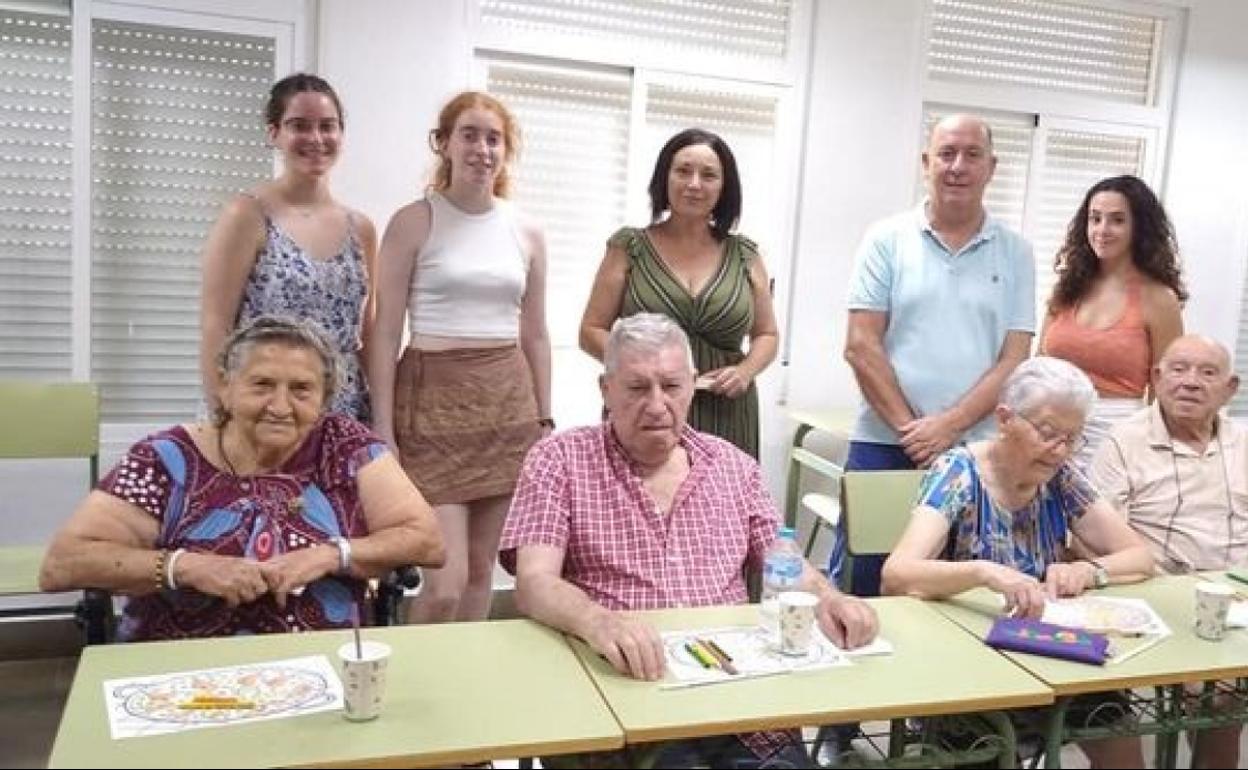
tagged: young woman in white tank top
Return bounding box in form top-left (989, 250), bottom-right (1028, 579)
top-left (368, 91), bottom-right (551, 624)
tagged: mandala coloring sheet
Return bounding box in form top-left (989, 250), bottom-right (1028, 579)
top-left (103, 655), bottom-right (344, 739)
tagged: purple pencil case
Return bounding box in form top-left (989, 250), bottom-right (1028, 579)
top-left (985, 617), bottom-right (1109, 666)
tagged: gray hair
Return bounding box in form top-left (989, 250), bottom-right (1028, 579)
top-left (1001, 356), bottom-right (1097, 419)
top-left (215, 316), bottom-right (342, 422)
top-left (603, 313), bottom-right (695, 374)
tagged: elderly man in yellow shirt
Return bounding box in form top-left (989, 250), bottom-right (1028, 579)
top-left (1091, 333), bottom-right (1248, 769)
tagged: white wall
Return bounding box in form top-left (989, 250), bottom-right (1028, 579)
top-left (1162, 0), bottom-right (1248, 351)
top-left (317, 0), bottom-right (474, 232)
top-left (781, 0), bottom-right (927, 414)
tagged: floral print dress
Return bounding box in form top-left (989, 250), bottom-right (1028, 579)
top-left (235, 201), bottom-right (370, 420)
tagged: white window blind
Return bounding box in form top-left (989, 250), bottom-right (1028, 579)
top-left (1030, 128), bottom-right (1143, 309)
top-left (0, 9), bottom-right (72, 380)
top-left (928, 0), bottom-right (1162, 105)
top-left (486, 60), bottom-right (632, 428)
top-left (480, 0), bottom-right (793, 66)
top-left (90, 19), bottom-right (274, 422)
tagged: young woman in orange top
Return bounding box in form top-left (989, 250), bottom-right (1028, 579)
top-left (1039, 175), bottom-right (1185, 471)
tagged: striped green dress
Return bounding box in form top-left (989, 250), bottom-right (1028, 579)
top-left (611, 226), bottom-right (760, 458)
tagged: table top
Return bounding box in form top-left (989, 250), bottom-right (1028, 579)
top-left (786, 407), bottom-right (855, 439)
top-left (49, 619), bottom-right (623, 768)
top-left (932, 573), bottom-right (1248, 696)
top-left (566, 597), bottom-right (1052, 745)
top-left (0, 545), bottom-right (44, 595)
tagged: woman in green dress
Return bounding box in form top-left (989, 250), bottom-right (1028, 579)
top-left (579, 128), bottom-right (779, 457)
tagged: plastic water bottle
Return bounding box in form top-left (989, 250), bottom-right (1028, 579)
top-left (759, 526), bottom-right (803, 641)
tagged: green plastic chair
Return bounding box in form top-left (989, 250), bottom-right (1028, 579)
top-left (0, 381), bottom-right (100, 478)
top-left (811, 468), bottom-right (929, 765)
top-left (0, 381), bottom-right (113, 642)
top-left (840, 469), bottom-right (926, 592)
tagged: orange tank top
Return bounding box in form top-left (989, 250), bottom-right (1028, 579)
top-left (1040, 282), bottom-right (1150, 398)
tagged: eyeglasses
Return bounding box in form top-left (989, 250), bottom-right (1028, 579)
top-left (1016, 412), bottom-right (1087, 453)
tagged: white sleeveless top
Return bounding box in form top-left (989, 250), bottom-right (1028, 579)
top-left (408, 190), bottom-right (528, 338)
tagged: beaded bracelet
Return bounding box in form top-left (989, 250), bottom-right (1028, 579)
top-left (154, 548), bottom-right (168, 591)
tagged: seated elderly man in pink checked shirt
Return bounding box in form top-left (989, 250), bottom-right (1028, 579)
top-left (500, 312), bottom-right (877, 769)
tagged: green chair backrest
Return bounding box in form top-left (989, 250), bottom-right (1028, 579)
top-left (841, 469), bottom-right (926, 556)
top-left (0, 381), bottom-right (100, 484)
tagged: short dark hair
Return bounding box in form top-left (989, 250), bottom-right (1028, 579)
top-left (647, 128), bottom-right (742, 240)
top-left (265, 73), bottom-right (344, 130)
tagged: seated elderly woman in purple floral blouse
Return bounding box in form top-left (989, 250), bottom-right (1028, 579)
top-left (41, 316), bottom-right (444, 641)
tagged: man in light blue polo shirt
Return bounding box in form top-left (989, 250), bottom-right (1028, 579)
top-left (835, 113), bottom-right (1035, 596)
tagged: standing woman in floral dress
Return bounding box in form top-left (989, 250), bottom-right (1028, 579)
top-left (200, 73), bottom-right (377, 421)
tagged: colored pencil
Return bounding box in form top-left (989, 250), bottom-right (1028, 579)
top-left (684, 642), bottom-right (716, 669)
top-left (697, 637), bottom-right (739, 675)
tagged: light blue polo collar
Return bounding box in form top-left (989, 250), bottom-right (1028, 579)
top-left (915, 199), bottom-right (998, 256)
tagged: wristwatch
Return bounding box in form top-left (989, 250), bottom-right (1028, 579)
top-left (1087, 559), bottom-right (1109, 589)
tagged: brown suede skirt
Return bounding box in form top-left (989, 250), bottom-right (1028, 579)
top-left (394, 345), bottom-right (541, 505)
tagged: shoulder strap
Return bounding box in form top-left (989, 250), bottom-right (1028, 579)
top-left (239, 191), bottom-right (269, 217)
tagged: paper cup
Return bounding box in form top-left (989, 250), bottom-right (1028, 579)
top-left (1194, 582), bottom-right (1234, 641)
top-left (338, 640), bottom-right (391, 721)
top-left (778, 591), bottom-right (819, 656)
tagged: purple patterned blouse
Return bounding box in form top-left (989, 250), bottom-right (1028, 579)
top-left (101, 413), bottom-right (387, 641)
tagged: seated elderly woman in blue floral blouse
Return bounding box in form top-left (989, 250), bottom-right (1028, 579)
top-left (882, 356), bottom-right (1154, 769)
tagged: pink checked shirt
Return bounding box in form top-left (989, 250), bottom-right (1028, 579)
top-left (500, 423), bottom-right (779, 610)
top-left (501, 423), bottom-right (798, 761)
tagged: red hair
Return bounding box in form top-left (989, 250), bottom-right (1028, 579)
top-left (428, 91), bottom-right (521, 198)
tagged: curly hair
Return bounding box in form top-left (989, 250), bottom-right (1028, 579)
top-left (1049, 175), bottom-right (1186, 312)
